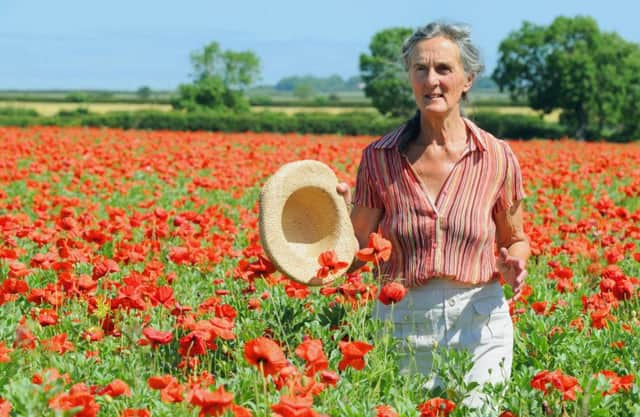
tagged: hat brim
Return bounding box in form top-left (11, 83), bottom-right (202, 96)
top-left (259, 160), bottom-right (357, 286)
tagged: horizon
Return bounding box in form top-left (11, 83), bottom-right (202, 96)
top-left (1, 0), bottom-right (638, 90)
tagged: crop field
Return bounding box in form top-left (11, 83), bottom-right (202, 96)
top-left (0, 102), bottom-right (173, 116)
top-left (0, 126), bottom-right (638, 416)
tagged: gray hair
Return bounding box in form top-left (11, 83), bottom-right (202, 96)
top-left (401, 21), bottom-right (485, 81)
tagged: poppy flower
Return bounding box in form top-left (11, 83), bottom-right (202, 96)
top-left (356, 232), bottom-right (391, 265)
top-left (295, 338), bottom-right (329, 376)
top-left (0, 342), bottom-right (13, 363)
top-left (377, 282), bottom-right (407, 305)
top-left (41, 333), bottom-right (74, 354)
top-left (36, 308), bottom-right (59, 326)
top-left (209, 317), bottom-right (236, 341)
top-left (244, 337), bottom-right (289, 377)
top-left (530, 369), bottom-right (582, 401)
top-left (49, 383), bottom-right (100, 417)
top-left (188, 385), bottom-right (234, 417)
top-left (148, 375), bottom-right (183, 403)
top-left (97, 379), bottom-right (131, 397)
top-left (319, 370), bottom-right (340, 387)
top-left (121, 409), bottom-right (150, 417)
top-left (179, 331), bottom-right (212, 357)
top-left (338, 340), bottom-right (373, 371)
top-left (316, 250), bottom-right (349, 279)
top-left (140, 327), bottom-right (173, 348)
top-left (597, 370), bottom-right (634, 396)
top-left (375, 404), bottom-right (399, 417)
top-left (417, 398), bottom-right (456, 417)
top-left (0, 398), bottom-right (10, 417)
top-left (271, 394), bottom-right (318, 417)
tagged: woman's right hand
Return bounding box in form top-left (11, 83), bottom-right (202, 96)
top-left (336, 182), bottom-right (352, 208)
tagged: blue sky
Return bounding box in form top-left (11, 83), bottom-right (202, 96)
top-left (1, 0), bottom-right (638, 90)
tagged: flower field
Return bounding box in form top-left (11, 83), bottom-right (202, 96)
top-left (0, 126), bottom-right (639, 417)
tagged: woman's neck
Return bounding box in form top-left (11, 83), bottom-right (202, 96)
top-left (417, 110), bottom-right (467, 147)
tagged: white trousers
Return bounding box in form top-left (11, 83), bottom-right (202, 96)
top-left (373, 278), bottom-right (514, 409)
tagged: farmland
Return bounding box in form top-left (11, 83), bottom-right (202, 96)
top-left (0, 126), bottom-right (638, 416)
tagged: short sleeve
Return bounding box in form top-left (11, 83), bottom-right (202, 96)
top-left (493, 143), bottom-right (526, 214)
top-left (352, 147), bottom-right (385, 209)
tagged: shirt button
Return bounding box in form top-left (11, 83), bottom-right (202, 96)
top-left (403, 314), bottom-right (410, 321)
top-left (448, 298), bottom-right (456, 307)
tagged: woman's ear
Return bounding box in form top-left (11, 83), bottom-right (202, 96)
top-left (463, 73), bottom-right (475, 94)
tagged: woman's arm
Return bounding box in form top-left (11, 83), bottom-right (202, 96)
top-left (494, 200), bottom-right (530, 298)
top-left (336, 182), bottom-right (383, 273)
top-left (347, 204), bottom-right (384, 273)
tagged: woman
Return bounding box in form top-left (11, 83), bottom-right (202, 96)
top-left (337, 21), bottom-right (529, 409)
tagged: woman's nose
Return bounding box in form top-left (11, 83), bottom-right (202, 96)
top-left (425, 68), bottom-right (439, 87)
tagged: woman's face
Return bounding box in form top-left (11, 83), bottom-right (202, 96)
top-left (408, 36), bottom-right (473, 117)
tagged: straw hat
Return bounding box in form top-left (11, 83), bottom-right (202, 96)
top-left (259, 160), bottom-right (358, 285)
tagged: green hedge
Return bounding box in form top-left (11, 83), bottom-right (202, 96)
top-left (0, 107), bottom-right (40, 117)
top-left (0, 109), bottom-right (572, 139)
top-left (468, 112), bottom-right (568, 139)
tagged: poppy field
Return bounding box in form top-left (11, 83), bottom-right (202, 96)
top-left (0, 126), bottom-right (639, 417)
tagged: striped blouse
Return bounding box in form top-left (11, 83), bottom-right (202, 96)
top-left (353, 114), bottom-right (525, 287)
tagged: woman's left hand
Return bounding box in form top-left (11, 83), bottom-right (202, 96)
top-left (497, 247), bottom-right (526, 299)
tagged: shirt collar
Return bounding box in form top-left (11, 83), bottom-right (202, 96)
top-left (373, 111), bottom-right (487, 152)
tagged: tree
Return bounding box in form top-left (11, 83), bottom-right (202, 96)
top-left (136, 86), bottom-right (152, 100)
top-left (359, 27), bottom-right (415, 117)
top-left (172, 41), bottom-right (260, 112)
top-left (293, 83), bottom-right (315, 100)
top-left (493, 16), bottom-right (640, 140)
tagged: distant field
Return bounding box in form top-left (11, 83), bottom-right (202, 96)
top-left (0, 100), bottom-right (561, 122)
top-left (0, 101), bottom-right (171, 116)
top-left (251, 105), bottom-right (378, 115)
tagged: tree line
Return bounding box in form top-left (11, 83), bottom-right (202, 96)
top-left (173, 15), bottom-right (640, 140)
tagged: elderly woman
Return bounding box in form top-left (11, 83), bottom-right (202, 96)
top-left (338, 21), bottom-right (529, 409)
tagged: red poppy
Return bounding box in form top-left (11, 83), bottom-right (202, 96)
top-left (530, 369), bottom-right (582, 401)
top-left (417, 398), bottom-right (456, 417)
top-left (285, 280), bottom-right (311, 299)
top-left (597, 370), bottom-right (634, 396)
top-left (41, 333), bottom-right (74, 354)
top-left (98, 379), bottom-right (131, 397)
top-left (180, 329), bottom-right (216, 357)
top-left (120, 409), bottom-right (151, 417)
top-left (271, 394), bottom-right (319, 417)
top-left (140, 327), bottom-right (174, 349)
top-left (0, 342), bottom-right (12, 363)
top-left (188, 386), bottom-right (234, 417)
top-left (338, 340), bottom-right (373, 371)
top-left (316, 250), bottom-right (349, 279)
top-left (148, 375), bottom-right (184, 403)
top-left (244, 337), bottom-right (289, 377)
top-left (375, 404), bottom-right (399, 417)
top-left (209, 317), bottom-right (236, 341)
top-left (377, 282), bottom-right (407, 305)
top-left (0, 398), bottom-right (10, 417)
top-left (13, 321), bottom-right (37, 350)
top-left (49, 383), bottom-right (100, 417)
top-left (295, 338), bottom-right (329, 376)
top-left (36, 308), bottom-right (59, 326)
top-left (356, 232), bottom-right (391, 265)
